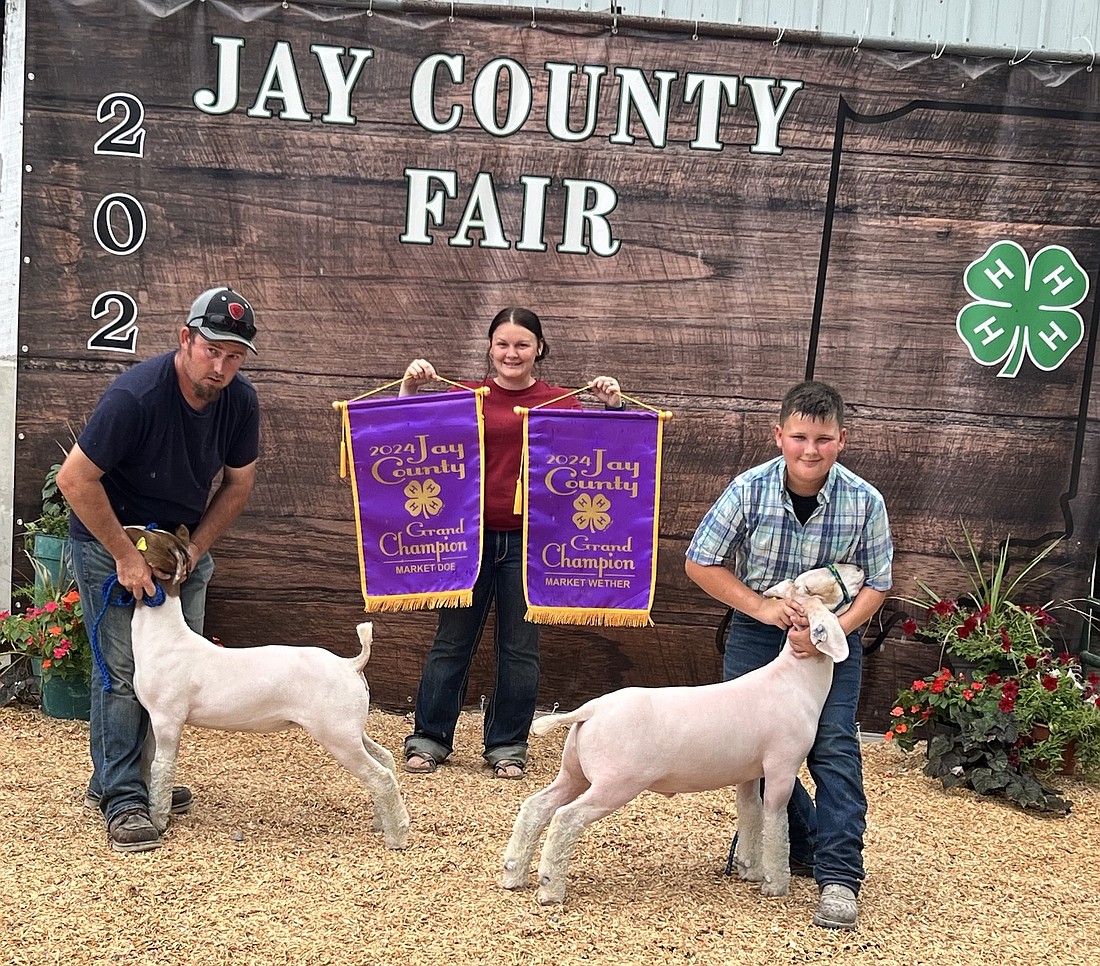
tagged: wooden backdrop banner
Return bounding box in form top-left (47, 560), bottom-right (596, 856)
top-left (521, 409), bottom-right (664, 627)
top-left (341, 391), bottom-right (485, 611)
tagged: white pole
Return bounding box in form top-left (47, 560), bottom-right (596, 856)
top-left (0, 0), bottom-right (28, 609)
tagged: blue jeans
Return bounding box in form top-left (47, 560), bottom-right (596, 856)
top-left (723, 611), bottom-right (866, 893)
top-left (67, 537), bottom-right (214, 823)
top-left (405, 529), bottom-right (539, 767)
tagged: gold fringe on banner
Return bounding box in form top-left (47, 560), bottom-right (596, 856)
top-left (525, 607), bottom-right (655, 627)
top-left (363, 590), bottom-right (474, 613)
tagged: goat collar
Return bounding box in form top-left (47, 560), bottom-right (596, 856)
top-left (826, 563), bottom-right (854, 612)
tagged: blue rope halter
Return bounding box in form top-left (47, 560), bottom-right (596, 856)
top-left (88, 524), bottom-right (169, 693)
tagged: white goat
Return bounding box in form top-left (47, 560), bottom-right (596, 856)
top-left (501, 563), bottom-right (864, 905)
top-left (124, 525), bottom-right (410, 849)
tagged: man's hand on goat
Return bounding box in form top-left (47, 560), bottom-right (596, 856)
top-left (116, 544), bottom-right (158, 601)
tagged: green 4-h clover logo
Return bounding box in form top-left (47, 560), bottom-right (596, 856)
top-left (956, 240), bottom-right (1090, 378)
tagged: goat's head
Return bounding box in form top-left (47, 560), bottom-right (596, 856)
top-left (766, 564), bottom-right (865, 616)
top-left (763, 563), bottom-right (866, 663)
top-left (125, 525), bottom-right (192, 587)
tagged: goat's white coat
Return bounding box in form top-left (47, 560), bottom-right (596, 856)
top-left (126, 527), bottom-right (409, 849)
top-left (501, 564), bottom-right (864, 905)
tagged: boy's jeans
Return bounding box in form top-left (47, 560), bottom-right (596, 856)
top-left (405, 529), bottom-right (540, 767)
top-left (67, 537), bottom-right (214, 824)
top-left (723, 611), bottom-right (867, 893)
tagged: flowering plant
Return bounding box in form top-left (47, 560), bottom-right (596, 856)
top-left (0, 582), bottom-right (91, 683)
top-left (886, 652), bottom-right (1100, 812)
top-left (895, 528), bottom-right (1063, 673)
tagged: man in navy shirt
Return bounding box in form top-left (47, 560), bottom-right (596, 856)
top-left (58, 287), bottom-right (261, 853)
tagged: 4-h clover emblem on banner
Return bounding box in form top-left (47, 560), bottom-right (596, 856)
top-left (956, 240), bottom-right (1090, 378)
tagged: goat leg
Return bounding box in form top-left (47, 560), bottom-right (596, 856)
top-left (734, 780), bottom-right (765, 881)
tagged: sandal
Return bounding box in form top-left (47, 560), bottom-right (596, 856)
top-left (404, 752), bottom-right (438, 774)
top-left (492, 759), bottom-right (526, 780)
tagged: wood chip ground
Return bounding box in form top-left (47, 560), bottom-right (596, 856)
top-left (2, 706), bottom-right (1097, 966)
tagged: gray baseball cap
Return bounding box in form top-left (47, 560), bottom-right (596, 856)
top-left (187, 287), bottom-right (258, 354)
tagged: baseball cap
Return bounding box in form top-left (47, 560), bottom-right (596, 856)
top-left (187, 287), bottom-right (258, 354)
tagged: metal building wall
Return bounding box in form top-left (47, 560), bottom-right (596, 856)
top-left (449, 0), bottom-right (1100, 63)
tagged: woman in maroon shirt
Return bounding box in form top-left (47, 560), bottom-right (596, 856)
top-left (399, 307), bottom-right (622, 779)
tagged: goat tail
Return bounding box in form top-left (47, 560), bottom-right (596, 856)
top-left (352, 622), bottom-right (373, 672)
top-left (530, 706), bottom-right (593, 737)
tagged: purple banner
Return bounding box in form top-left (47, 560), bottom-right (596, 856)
top-left (522, 409), bottom-right (665, 626)
top-left (342, 391), bottom-right (484, 611)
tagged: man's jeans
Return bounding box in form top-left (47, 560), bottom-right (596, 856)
top-left (405, 529), bottom-right (539, 767)
top-left (723, 611), bottom-right (867, 893)
top-left (67, 537), bottom-right (214, 823)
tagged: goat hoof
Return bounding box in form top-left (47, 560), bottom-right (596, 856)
top-left (537, 876), bottom-right (565, 906)
top-left (501, 860), bottom-right (528, 890)
top-left (761, 879), bottom-right (791, 898)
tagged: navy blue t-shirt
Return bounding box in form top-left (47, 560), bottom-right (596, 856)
top-left (70, 351), bottom-right (260, 541)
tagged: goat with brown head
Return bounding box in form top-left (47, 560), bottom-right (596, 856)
top-left (124, 525), bottom-right (192, 591)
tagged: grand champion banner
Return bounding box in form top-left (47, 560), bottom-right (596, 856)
top-left (339, 390), bottom-right (486, 611)
top-left (521, 408), bottom-right (666, 627)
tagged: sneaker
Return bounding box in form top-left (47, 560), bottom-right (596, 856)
top-left (86, 786), bottom-right (193, 815)
top-left (813, 884), bottom-right (858, 930)
top-left (107, 808), bottom-right (162, 853)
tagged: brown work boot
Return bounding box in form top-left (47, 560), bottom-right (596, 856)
top-left (107, 807), bottom-right (161, 853)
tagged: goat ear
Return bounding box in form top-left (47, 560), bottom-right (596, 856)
top-left (817, 624), bottom-right (850, 663)
top-left (175, 524), bottom-right (190, 544)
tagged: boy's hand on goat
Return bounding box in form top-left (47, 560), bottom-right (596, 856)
top-left (758, 595), bottom-right (804, 630)
top-left (785, 623), bottom-right (822, 659)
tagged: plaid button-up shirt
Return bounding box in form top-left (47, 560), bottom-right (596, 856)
top-left (686, 456), bottom-right (893, 593)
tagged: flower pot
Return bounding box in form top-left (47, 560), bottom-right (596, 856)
top-left (40, 672), bottom-right (90, 721)
top-left (32, 534), bottom-right (66, 587)
top-left (1027, 723), bottom-right (1076, 776)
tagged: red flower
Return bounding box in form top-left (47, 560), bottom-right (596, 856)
top-left (976, 604), bottom-right (991, 622)
top-left (931, 599), bottom-right (957, 616)
top-left (985, 672), bottom-right (1002, 685)
top-left (891, 706), bottom-right (904, 717)
top-left (912, 679), bottom-right (928, 692)
top-left (999, 695), bottom-right (1016, 712)
top-left (1000, 627), bottom-right (1013, 651)
top-left (1024, 655), bottom-right (1038, 670)
top-left (902, 618), bottom-right (917, 635)
top-left (1041, 675), bottom-right (1059, 692)
top-left (962, 689), bottom-right (974, 701)
top-left (895, 723), bottom-right (908, 734)
top-left (44, 601), bottom-right (59, 613)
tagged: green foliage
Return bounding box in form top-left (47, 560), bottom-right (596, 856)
top-left (23, 462), bottom-right (72, 540)
top-left (895, 525), bottom-right (1062, 674)
top-left (0, 575), bottom-right (91, 684)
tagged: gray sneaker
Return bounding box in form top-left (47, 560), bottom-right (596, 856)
top-left (107, 808), bottom-right (162, 853)
top-left (813, 884), bottom-right (858, 930)
top-left (86, 786), bottom-right (193, 815)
